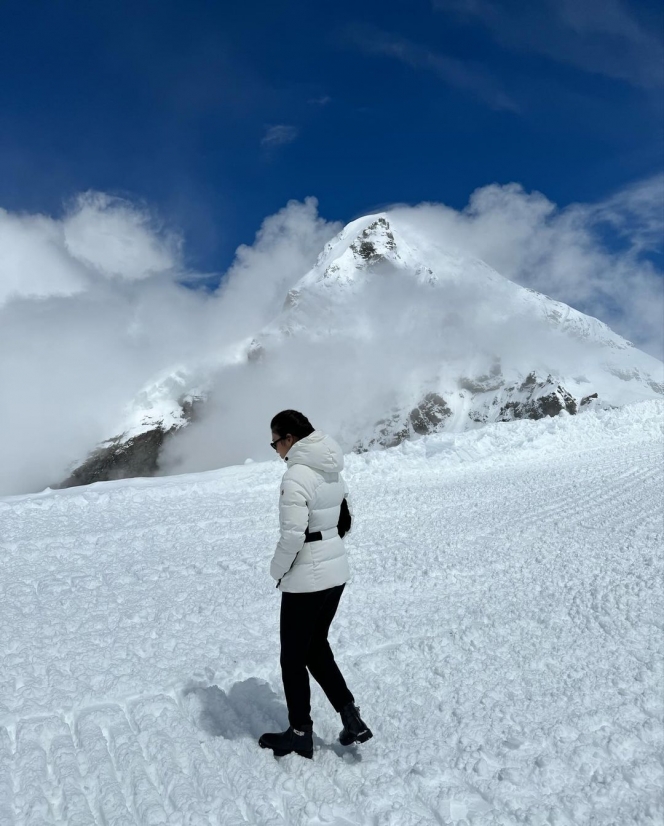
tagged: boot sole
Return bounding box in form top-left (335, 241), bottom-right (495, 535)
top-left (259, 740), bottom-right (313, 759)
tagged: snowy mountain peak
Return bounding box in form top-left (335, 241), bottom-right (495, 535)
top-left (59, 210), bottom-right (664, 487)
top-left (315, 213), bottom-right (390, 268)
top-left (347, 215), bottom-right (398, 262)
top-left (309, 214), bottom-right (418, 289)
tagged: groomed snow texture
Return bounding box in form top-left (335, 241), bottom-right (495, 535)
top-left (1, 402), bottom-right (662, 825)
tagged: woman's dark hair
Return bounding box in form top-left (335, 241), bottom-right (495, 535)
top-left (271, 410), bottom-right (315, 441)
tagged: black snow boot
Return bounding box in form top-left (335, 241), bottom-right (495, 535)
top-left (339, 703), bottom-right (373, 746)
top-left (259, 726), bottom-right (313, 759)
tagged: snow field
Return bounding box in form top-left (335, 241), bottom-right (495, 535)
top-left (1, 402), bottom-right (662, 825)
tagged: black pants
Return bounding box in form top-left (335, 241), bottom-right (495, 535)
top-left (280, 583), bottom-right (354, 729)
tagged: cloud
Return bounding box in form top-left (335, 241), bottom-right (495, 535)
top-left (0, 192), bottom-right (181, 307)
top-left (0, 208), bottom-right (89, 304)
top-left (308, 95), bottom-right (331, 107)
top-left (261, 124), bottom-right (299, 147)
top-left (433, 0), bottom-right (664, 89)
top-left (0, 181), bottom-right (661, 496)
top-left (388, 173), bottom-right (664, 356)
top-left (63, 192), bottom-right (181, 280)
top-left (215, 197), bottom-right (342, 339)
top-left (344, 24), bottom-right (519, 111)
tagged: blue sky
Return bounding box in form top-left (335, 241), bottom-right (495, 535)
top-left (0, 0), bottom-right (662, 273)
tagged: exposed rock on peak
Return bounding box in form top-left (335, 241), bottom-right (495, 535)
top-left (350, 217), bottom-right (398, 264)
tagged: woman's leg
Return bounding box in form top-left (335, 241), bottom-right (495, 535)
top-left (280, 591), bottom-right (319, 729)
top-left (306, 585), bottom-right (355, 713)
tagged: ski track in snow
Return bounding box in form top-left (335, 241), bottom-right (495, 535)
top-left (1, 402), bottom-right (663, 825)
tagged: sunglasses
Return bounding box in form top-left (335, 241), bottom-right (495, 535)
top-left (270, 435), bottom-right (290, 451)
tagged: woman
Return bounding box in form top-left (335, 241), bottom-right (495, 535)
top-left (259, 410), bottom-right (372, 759)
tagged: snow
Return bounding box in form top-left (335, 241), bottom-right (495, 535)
top-left (1, 402), bottom-right (663, 825)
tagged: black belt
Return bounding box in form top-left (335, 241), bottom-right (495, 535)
top-left (304, 529), bottom-right (338, 543)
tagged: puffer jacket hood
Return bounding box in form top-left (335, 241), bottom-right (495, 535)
top-left (285, 430), bottom-right (344, 473)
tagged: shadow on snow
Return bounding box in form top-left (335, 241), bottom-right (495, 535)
top-left (183, 676), bottom-right (361, 760)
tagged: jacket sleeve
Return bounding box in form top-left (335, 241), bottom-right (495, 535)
top-left (270, 476), bottom-right (309, 581)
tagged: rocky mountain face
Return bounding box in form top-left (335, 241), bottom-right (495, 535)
top-left (58, 428), bottom-right (174, 489)
top-left (56, 397), bottom-right (204, 489)
top-left (59, 213), bottom-right (664, 486)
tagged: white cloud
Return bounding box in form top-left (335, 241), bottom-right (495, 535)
top-left (0, 192), bottom-right (181, 308)
top-left (216, 197), bottom-right (342, 339)
top-left (0, 209), bottom-right (88, 304)
top-left (63, 192), bottom-right (181, 280)
top-left (261, 124), bottom-right (299, 147)
top-left (387, 174), bottom-right (664, 356)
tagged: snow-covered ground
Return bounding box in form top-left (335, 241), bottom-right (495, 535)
top-left (1, 402), bottom-right (662, 826)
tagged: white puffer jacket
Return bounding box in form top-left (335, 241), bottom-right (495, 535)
top-left (270, 431), bottom-right (351, 593)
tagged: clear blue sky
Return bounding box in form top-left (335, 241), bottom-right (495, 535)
top-left (1, 0), bottom-right (662, 272)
